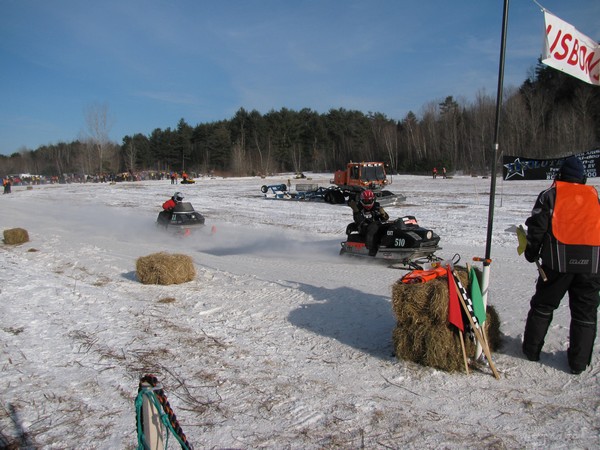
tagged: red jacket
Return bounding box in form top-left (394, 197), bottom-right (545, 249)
top-left (162, 198), bottom-right (177, 211)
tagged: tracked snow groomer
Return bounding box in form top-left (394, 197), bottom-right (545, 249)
top-left (331, 162), bottom-right (405, 206)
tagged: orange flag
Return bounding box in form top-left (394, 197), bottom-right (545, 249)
top-left (447, 266), bottom-right (464, 331)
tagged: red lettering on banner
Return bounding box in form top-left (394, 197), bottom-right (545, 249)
top-left (568, 40), bottom-right (579, 65)
top-left (548, 25), bottom-right (561, 53)
top-left (548, 27), bottom-right (599, 81)
top-left (586, 54), bottom-right (599, 81)
top-left (545, 12), bottom-right (600, 84)
top-left (554, 33), bottom-right (572, 60)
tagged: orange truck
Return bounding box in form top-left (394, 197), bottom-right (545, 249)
top-left (330, 162), bottom-right (404, 205)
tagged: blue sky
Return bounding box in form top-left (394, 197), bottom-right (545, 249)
top-left (1, 0), bottom-right (598, 155)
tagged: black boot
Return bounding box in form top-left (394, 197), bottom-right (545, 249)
top-left (568, 318), bottom-right (597, 374)
top-left (522, 308), bottom-right (553, 361)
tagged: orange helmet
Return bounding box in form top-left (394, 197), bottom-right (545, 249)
top-left (360, 190), bottom-right (375, 210)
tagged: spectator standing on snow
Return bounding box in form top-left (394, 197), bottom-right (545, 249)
top-left (442, 167), bottom-right (447, 179)
top-left (522, 156), bottom-right (600, 375)
top-left (432, 167), bottom-right (437, 179)
top-left (3, 177), bottom-right (11, 194)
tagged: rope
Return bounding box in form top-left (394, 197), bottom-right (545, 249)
top-left (135, 374), bottom-right (193, 450)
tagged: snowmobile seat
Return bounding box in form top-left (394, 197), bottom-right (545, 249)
top-left (346, 222), bottom-right (359, 235)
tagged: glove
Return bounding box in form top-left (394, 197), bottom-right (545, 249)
top-left (524, 245), bottom-right (539, 263)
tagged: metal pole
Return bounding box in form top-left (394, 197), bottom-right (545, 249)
top-left (478, 0), bottom-right (509, 361)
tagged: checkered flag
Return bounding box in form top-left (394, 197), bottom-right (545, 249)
top-left (452, 271), bottom-right (479, 342)
top-left (450, 268), bottom-right (500, 379)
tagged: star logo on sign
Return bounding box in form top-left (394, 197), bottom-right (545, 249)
top-left (504, 158), bottom-right (527, 180)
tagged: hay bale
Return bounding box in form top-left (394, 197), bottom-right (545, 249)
top-left (485, 304), bottom-right (501, 352)
top-left (391, 267), bottom-right (500, 373)
top-left (3, 228), bottom-right (30, 245)
top-left (422, 325), bottom-right (465, 372)
top-left (391, 282), bottom-right (430, 322)
top-left (136, 252), bottom-right (196, 285)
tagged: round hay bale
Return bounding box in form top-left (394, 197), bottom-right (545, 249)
top-left (3, 228), bottom-right (30, 245)
top-left (136, 252), bottom-right (196, 285)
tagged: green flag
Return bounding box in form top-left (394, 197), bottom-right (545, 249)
top-left (469, 268), bottom-right (486, 325)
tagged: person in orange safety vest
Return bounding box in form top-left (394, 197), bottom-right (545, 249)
top-left (522, 156), bottom-right (600, 375)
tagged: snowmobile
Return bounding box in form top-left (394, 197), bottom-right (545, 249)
top-left (340, 215), bottom-right (442, 269)
top-left (156, 202), bottom-right (205, 236)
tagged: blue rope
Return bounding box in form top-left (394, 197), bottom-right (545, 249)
top-left (135, 386), bottom-right (189, 450)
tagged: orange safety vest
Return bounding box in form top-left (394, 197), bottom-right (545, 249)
top-left (553, 181), bottom-right (600, 246)
top-left (401, 266), bottom-right (447, 284)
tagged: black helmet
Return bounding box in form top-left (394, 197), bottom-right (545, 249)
top-left (174, 192), bottom-right (184, 202)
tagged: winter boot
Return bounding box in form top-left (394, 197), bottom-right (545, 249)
top-left (522, 308), bottom-right (553, 361)
top-left (567, 318), bottom-right (597, 374)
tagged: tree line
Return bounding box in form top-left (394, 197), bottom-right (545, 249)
top-left (2, 63), bottom-right (599, 179)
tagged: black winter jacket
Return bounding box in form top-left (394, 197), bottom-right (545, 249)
top-left (526, 183), bottom-right (600, 274)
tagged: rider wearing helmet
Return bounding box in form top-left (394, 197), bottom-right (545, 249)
top-left (360, 190), bottom-right (376, 210)
top-left (163, 191), bottom-right (184, 211)
top-left (348, 189), bottom-right (389, 256)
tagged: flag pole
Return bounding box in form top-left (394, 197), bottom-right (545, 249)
top-left (478, 0), bottom-right (510, 360)
top-left (452, 271), bottom-right (500, 379)
top-left (459, 330), bottom-right (470, 375)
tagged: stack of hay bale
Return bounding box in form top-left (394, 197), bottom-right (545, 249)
top-left (391, 267), bottom-right (500, 372)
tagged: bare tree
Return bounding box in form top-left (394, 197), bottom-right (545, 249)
top-left (84, 102), bottom-right (113, 174)
top-left (230, 140), bottom-right (247, 176)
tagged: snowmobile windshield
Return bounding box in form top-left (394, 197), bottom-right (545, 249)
top-left (362, 165), bottom-right (386, 182)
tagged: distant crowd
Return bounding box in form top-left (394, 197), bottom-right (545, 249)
top-left (0, 170), bottom-right (207, 187)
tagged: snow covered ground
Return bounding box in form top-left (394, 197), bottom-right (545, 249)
top-left (1, 173), bottom-right (598, 449)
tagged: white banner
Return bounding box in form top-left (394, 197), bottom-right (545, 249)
top-left (542, 11), bottom-right (600, 86)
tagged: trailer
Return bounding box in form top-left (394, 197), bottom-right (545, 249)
top-left (259, 163), bottom-right (406, 206)
top-left (260, 183), bottom-right (340, 201)
top-left (260, 183), bottom-right (295, 199)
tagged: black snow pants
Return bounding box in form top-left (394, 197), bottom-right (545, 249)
top-left (365, 221), bottom-right (383, 256)
top-left (523, 266), bottom-right (600, 371)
